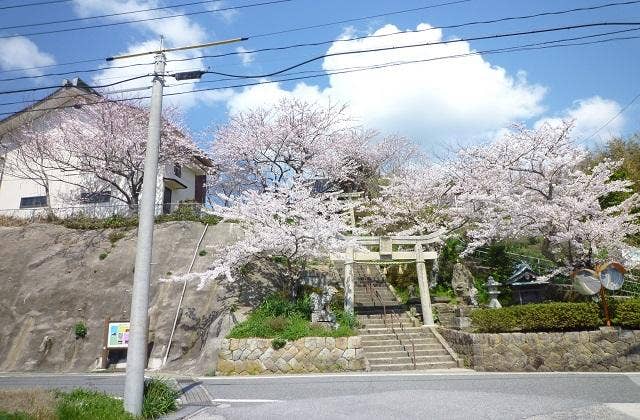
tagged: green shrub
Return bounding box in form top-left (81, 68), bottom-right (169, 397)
top-left (271, 338), bottom-right (287, 350)
top-left (108, 231), bottom-right (126, 245)
top-left (74, 322), bottom-right (87, 339)
top-left (142, 378), bottom-right (179, 419)
top-left (55, 389), bottom-right (134, 420)
top-left (198, 249), bottom-right (207, 256)
top-left (470, 302), bottom-right (601, 333)
top-left (227, 293), bottom-right (356, 340)
top-left (614, 299), bottom-right (640, 328)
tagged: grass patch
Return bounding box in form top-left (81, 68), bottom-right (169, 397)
top-left (0, 381), bottom-right (179, 420)
top-left (0, 389), bottom-right (56, 420)
top-left (99, 252), bottom-right (109, 260)
top-left (227, 293), bottom-right (358, 341)
top-left (55, 389), bottom-right (134, 420)
top-left (108, 231), bottom-right (126, 245)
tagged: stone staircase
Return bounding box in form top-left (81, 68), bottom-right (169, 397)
top-left (354, 268), bottom-right (458, 371)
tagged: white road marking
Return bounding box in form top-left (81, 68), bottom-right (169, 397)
top-left (605, 403), bottom-right (640, 418)
top-left (211, 398), bottom-right (282, 403)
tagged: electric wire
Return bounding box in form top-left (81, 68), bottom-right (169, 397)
top-left (1, 30), bottom-right (637, 116)
top-left (0, 74), bottom-right (152, 96)
top-left (181, 22), bottom-right (640, 79)
top-left (0, 0), bottom-right (292, 40)
top-left (582, 92), bottom-right (640, 142)
top-left (0, 0), bottom-right (229, 31)
top-left (0, 0), bottom-right (633, 74)
top-left (0, 0), bottom-right (71, 10)
top-left (0, 61), bottom-right (156, 83)
top-left (249, 0), bottom-right (640, 39)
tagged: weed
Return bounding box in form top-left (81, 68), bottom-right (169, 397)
top-left (108, 231), bottom-right (126, 245)
top-left (198, 249), bottom-right (207, 257)
top-left (271, 338), bottom-right (287, 350)
top-left (142, 378), bottom-right (180, 419)
top-left (55, 389), bottom-right (134, 420)
top-left (74, 322), bottom-right (87, 339)
top-left (99, 252), bottom-right (109, 260)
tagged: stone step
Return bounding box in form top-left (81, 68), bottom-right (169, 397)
top-left (363, 344), bottom-right (445, 353)
top-left (365, 349), bottom-right (451, 358)
top-left (361, 339), bottom-right (440, 347)
top-left (359, 332), bottom-right (435, 339)
top-left (368, 361), bottom-right (458, 371)
top-left (359, 327), bottom-right (424, 334)
top-left (368, 355), bottom-right (454, 365)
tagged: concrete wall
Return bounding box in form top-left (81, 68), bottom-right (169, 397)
top-left (439, 327), bottom-right (640, 372)
top-left (216, 336), bottom-right (366, 375)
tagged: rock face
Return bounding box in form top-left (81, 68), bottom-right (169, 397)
top-left (0, 221), bottom-right (276, 374)
top-left (217, 336), bottom-right (366, 375)
top-left (439, 327), bottom-right (640, 372)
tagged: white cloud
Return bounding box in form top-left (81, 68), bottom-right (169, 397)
top-left (206, 1), bottom-right (239, 24)
top-left (235, 46), bottom-right (254, 66)
top-left (71, 0), bottom-right (206, 46)
top-left (535, 96), bottom-right (624, 144)
top-left (225, 23), bottom-right (547, 148)
top-left (75, 0), bottom-right (218, 110)
top-left (0, 37), bottom-right (55, 76)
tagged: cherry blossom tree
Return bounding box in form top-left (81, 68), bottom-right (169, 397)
top-left (452, 120), bottom-right (639, 267)
top-left (360, 161), bottom-right (461, 236)
top-left (208, 98), bottom-right (414, 201)
top-left (33, 100), bottom-right (202, 209)
top-left (179, 178), bottom-right (359, 298)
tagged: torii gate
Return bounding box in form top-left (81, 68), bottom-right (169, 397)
top-left (332, 230), bottom-right (442, 326)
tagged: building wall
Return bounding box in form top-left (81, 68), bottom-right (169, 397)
top-left (439, 327), bottom-right (640, 372)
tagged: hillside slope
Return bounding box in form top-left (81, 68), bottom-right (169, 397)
top-left (0, 221), bottom-right (271, 374)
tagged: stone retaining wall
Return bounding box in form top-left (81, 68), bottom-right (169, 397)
top-left (439, 327), bottom-right (640, 372)
top-left (216, 336), bottom-right (365, 375)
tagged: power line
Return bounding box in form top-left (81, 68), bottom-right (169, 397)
top-left (166, 0), bottom-right (640, 64)
top-left (183, 22), bottom-right (640, 79)
top-left (582, 92), bottom-right (640, 142)
top-left (1, 30), bottom-right (637, 116)
top-left (0, 0), bottom-right (227, 31)
top-left (0, 0), bottom-right (71, 10)
top-left (0, 0), bottom-right (470, 73)
top-left (0, 61), bottom-right (155, 83)
top-left (0, 74), bottom-right (151, 95)
top-left (2, 0), bottom-right (628, 76)
top-left (0, 0), bottom-right (292, 40)
top-left (250, 0), bottom-right (640, 39)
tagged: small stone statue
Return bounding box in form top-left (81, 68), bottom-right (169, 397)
top-left (452, 262), bottom-right (475, 305)
top-left (310, 285), bottom-right (338, 325)
top-left (469, 284), bottom-right (479, 307)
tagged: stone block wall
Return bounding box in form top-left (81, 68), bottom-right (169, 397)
top-left (216, 336), bottom-right (365, 375)
top-left (439, 327), bottom-right (640, 372)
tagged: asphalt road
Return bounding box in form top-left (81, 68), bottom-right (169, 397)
top-left (1, 371), bottom-right (639, 419)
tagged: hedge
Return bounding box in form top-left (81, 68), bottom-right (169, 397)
top-left (613, 299), bottom-right (640, 328)
top-left (470, 302), bottom-right (601, 333)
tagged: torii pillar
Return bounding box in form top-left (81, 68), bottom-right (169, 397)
top-left (415, 243), bottom-right (435, 326)
top-left (344, 246), bottom-right (355, 315)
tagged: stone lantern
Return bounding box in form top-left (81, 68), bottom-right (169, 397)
top-left (486, 276), bottom-right (502, 309)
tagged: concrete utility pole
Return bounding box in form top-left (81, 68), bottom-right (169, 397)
top-left (122, 49), bottom-right (165, 415)
top-left (107, 35), bottom-right (246, 416)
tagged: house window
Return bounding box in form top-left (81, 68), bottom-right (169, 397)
top-left (80, 191), bottom-right (111, 204)
top-left (173, 163), bottom-right (182, 178)
top-left (20, 196), bottom-right (47, 208)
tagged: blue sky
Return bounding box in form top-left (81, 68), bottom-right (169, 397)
top-left (1, 0), bottom-right (639, 150)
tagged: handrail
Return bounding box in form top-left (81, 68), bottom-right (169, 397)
top-left (365, 278), bottom-right (416, 369)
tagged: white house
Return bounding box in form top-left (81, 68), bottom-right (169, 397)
top-left (0, 78), bottom-right (210, 219)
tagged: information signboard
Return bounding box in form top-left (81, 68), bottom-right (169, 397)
top-left (107, 321), bottom-right (130, 349)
